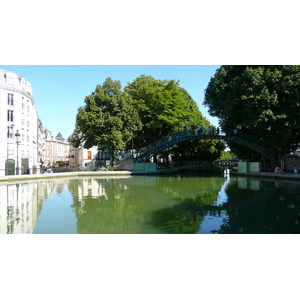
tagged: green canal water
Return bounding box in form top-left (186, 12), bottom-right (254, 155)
top-left (1, 173), bottom-right (300, 234)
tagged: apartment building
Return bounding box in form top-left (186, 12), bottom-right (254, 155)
top-left (68, 144), bottom-right (111, 170)
top-left (44, 129), bottom-right (70, 167)
top-left (0, 69), bottom-right (42, 176)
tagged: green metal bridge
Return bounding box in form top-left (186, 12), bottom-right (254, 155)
top-left (134, 130), bottom-right (271, 163)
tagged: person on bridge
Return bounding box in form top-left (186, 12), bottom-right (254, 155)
top-left (189, 125), bottom-right (196, 135)
top-left (274, 166), bottom-right (285, 174)
top-left (197, 125), bottom-right (203, 134)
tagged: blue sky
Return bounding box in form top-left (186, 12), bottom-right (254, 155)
top-left (0, 65), bottom-right (220, 138)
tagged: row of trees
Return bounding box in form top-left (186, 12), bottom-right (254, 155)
top-left (204, 65), bottom-right (300, 166)
top-left (71, 75), bottom-right (225, 165)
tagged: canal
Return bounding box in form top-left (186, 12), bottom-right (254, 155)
top-left (1, 173), bottom-right (300, 234)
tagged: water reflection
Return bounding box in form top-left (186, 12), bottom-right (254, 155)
top-left (0, 179), bottom-right (70, 234)
top-left (1, 174), bottom-right (300, 234)
top-left (68, 176), bottom-right (227, 233)
top-left (218, 177), bottom-right (300, 234)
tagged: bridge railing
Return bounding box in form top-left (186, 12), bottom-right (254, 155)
top-left (134, 130), bottom-right (271, 163)
top-left (136, 130), bottom-right (225, 158)
top-left (229, 131), bottom-right (269, 148)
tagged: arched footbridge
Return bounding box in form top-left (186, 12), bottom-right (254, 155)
top-left (134, 130), bottom-right (271, 163)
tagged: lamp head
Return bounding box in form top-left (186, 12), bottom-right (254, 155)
top-left (15, 130), bottom-right (20, 140)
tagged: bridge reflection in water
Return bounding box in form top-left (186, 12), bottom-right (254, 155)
top-left (1, 174), bottom-right (300, 234)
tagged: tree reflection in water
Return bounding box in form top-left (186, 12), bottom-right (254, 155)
top-left (150, 190), bottom-right (222, 234)
top-left (69, 175), bottom-right (226, 234)
top-left (215, 179), bottom-right (300, 234)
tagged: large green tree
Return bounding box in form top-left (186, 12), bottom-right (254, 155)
top-left (204, 65), bottom-right (300, 164)
top-left (72, 77), bottom-right (142, 165)
top-left (125, 75), bottom-right (202, 147)
top-left (125, 75), bottom-right (225, 160)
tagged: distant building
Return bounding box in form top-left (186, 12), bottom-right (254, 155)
top-left (37, 118), bottom-right (46, 169)
top-left (68, 143), bottom-right (111, 170)
top-left (79, 146), bottom-right (101, 169)
top-left (0, 69), bottom-right (42, 175)
top-left (44, 130), bottom-right (70, 167)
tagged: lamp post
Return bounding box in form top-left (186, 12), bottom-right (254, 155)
top-left (15, 130), bottom-right (20, 175)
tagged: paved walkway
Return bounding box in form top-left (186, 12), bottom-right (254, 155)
top-left (0, 169), bottom-right (181, 182)
top-left (0, 170), bottom-right (133, 182)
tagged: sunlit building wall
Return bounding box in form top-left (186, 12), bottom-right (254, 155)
top-left (0, 69), bottom-right (42, 175)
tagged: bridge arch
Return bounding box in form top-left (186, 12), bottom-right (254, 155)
top-left (134, 130), bottom-right (271, 163)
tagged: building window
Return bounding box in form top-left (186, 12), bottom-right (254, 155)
top-left (7, 127), bottom-right (13, 138)
top-left (7, 110), bottom-right (14, 122)
top-left (87, 151), bottom-right (92, 159)
top-left (8, 94), bottom-right (14, 105)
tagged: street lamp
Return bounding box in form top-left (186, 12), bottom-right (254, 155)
top-left (15, 130), bottom-right (21, 175)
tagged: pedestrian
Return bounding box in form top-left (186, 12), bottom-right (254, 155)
top-left (274, 166), bottom-right (285, 174)
top-left (189, 125), bottom-right (196, 135)
top-left (294, 164), bottom-right (297, 174)
top-left (197, 125), bottom-right (203, 134)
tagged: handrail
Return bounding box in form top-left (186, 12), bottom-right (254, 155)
top-left (134, 130), bottom-right (271, 163)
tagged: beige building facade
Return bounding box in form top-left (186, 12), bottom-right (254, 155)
top-left (44, 130), bottom-right (70, 167)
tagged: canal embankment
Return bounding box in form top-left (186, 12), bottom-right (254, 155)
top-left (231, 171), bottom-right (300, 181)
top-left (0, 168), bottom-right (184, 182)
top-left (2, 168), bottom-right (300, 183)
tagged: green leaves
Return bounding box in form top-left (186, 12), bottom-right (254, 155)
top-left (204, 65), bottom-right (300, 156)
top-left (126, 75), bottom-right (203, 146)
top-left (72, 77), bottom-right (142, 165)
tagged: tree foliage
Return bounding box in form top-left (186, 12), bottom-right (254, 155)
top-left (124, 75), bottom-right (199, 146)
top-left (125, 75), bottom-right (225, 160)
top-left (72, 77), bottom-right (142, 165)
top-left (204, 65), bottom-right (300, 160)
